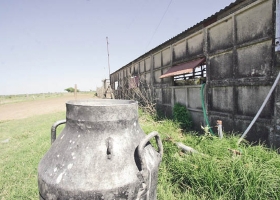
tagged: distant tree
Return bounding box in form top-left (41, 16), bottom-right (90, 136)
top-left (64, 87), bottom-right (79, 93)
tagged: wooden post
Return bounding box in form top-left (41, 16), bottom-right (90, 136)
top-left (74, 84), bottom-right (77, 100)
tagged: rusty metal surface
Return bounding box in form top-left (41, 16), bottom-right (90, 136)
top-left (160, 57), bottom-right (205, 78)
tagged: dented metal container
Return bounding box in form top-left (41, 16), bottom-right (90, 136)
top-left (38, 99), bottom-right (163, 200)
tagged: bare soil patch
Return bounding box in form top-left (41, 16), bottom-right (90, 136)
top-left (0, 93), bottom-right (96, 121)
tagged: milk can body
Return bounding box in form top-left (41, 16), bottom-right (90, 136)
top-left (38, 99), bottom-right (163, 200)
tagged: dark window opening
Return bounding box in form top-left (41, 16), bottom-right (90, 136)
top-left (159, 57), bottom-right (206, 86)
top-left (174, 64), bottom-right (206, 86)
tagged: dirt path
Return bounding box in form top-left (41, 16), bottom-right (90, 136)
top-left (0, 93), bottom-right (96, 121)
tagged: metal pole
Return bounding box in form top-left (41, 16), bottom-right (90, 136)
top-left (106, 37), bottom-right (111, 85)
top-left (276, 0), bottom-right (280, 52)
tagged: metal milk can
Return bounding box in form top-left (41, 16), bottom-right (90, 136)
top-left (38, 99), bottom-right (163, 200)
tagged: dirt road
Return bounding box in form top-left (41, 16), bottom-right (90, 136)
top-left (0, 93), bottom-right (96, 121)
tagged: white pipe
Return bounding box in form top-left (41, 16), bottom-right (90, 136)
top-left (176, 142), bottom-right (198, 154)
top-left (217, 120), bottom-right (223, 139)
top-left (218, 125), bottom-right (223, 139)
top-left (276, 0), bottom-right (280, 52)
top-left (237, 72), bottom-right (280, 145)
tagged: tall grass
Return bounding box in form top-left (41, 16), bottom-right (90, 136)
top-left (0, 110), bottom-right (279, 199)
top-left (139, 111), bottom-right (280, 200)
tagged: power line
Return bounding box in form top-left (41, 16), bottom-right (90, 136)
top-left (145, 0), bottom-right (173, 51)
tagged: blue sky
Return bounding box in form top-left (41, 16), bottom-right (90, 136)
top-left (0, 0), bottom-right (234, 95)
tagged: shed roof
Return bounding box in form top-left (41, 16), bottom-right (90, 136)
top-left (160, 57), bottom-right (205, 78)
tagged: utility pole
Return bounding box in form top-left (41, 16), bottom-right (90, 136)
top-left (106, 37), bottom-right (111, 85)
top-left (105, 37), bottom-right (114, 99)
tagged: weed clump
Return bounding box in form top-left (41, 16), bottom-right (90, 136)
top-left (172, 103), bottom-right (192, 131)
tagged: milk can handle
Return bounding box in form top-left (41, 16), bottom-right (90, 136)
top-left (51, 120), bottom-right (66, 144)
top-left (136, 131), bottom-right (163, 199)
top-left (138, 131), bottom-right (163, 172)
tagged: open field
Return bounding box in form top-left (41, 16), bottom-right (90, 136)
top-left (0, 93), bottom-right (95, 121)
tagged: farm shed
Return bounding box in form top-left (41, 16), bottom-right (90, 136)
top-left (110, 0), bottom-right (280, 148)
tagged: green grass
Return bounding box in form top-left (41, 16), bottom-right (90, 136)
top-left (0, 93), bottom-right (65, 105)
top-left (0, 92), bottom-right (95, 105)
top-left (158, 138), bottom-right (280, 199)
top-left (0, 112), bottom-right (65, 199)
top-left (1, 110), bottom-right (280, 199)
top-left (139, 111), bottom-right (280, 200)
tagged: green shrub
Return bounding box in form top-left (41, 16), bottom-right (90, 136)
top-left (64, 87), bottom-right (79, 93)
top-left (172, 103), bottom-right (192, 131)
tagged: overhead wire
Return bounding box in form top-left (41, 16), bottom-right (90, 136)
top-left (145, 0), bottom-right (173, 51)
